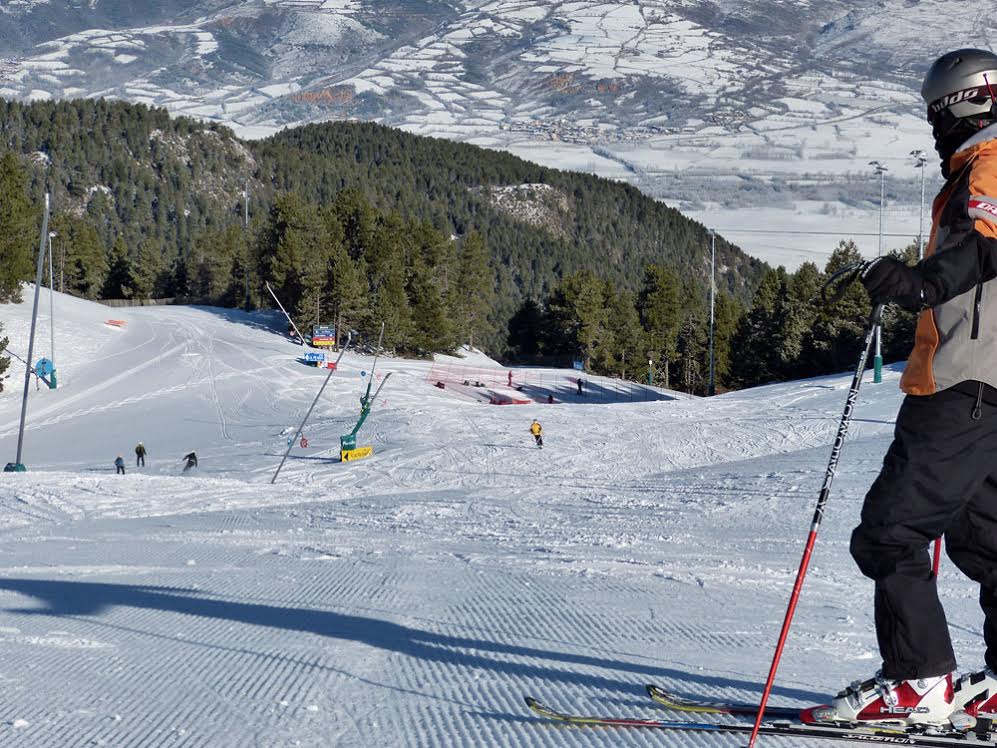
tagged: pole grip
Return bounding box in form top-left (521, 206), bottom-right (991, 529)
top-left (870, 303), bottom-right (885, 326)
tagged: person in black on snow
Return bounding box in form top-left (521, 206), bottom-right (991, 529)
top-left (811, 48), bottom-right (997, 730)
top-left (114, 455), bottom-right (125, 475)
top-left (135, 442), bottom-right (146, 467)
top-left (182, 452), bottom-right (198, 472)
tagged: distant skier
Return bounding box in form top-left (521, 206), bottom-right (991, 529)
top-left (114, 455), bottom-right (125, 475)
top-left (182, 451), bottom-right (198, 473)
top-left (811, 48), bottom-right (997, 728)
top-left (135, 442), bottom-right (146, 467)
top-left (577, 378), bottom-right (584, 396)
top-left (529, 419), bottom-right (543, 449)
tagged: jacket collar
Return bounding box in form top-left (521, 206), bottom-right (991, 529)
top-left (951, 121), bottom-right (997, 171)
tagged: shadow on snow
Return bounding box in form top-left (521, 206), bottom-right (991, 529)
top-left (0, 577), bottom-right (824, 704)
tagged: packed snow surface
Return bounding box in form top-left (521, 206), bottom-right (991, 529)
top-left (0, 290), bottom-right (982, 746)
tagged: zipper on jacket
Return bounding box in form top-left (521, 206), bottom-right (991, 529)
top-left (972, 283), bottom-right (983, 340)
top-left (973, 382), bottom-right (984, 421)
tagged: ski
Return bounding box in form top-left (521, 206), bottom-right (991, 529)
top-left (646, 684), bottom-right (985, 736)
top-left (525, 696), bottom-right (988, 746)
top-left (646, 683), bottom-right (802, 718)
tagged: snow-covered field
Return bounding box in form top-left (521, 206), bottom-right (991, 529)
top-left (0, 0), bottom-right (961, 267)
top-left (0, 289), bottom-right (984, 746)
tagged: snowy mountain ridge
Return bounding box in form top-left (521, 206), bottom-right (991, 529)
top-left (0, 1), bottom-right (975, 266)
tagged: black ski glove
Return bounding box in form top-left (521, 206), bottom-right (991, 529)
top-left (860, 257), bottom-right (934, 311)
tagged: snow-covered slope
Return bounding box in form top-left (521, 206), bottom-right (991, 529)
top-left (0, 291), bottom-right (981, 746)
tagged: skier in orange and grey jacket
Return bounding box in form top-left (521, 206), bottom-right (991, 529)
top-left (818, 49), bottom-right (997, 727)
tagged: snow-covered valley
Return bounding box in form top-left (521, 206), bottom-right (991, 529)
top-left (0, 290), bottom-right (985, 746)
top-left (0, 0), bottom-right (975, 266)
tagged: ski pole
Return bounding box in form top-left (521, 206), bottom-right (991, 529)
top-left (747, 302), bottom-right (884, 748)
top-left (270, 332), bottom-right (352, 484)
top-left (932, 537), bottom-right (942, 577)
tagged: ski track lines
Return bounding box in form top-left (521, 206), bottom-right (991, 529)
top-left (0, 307), bottom-right (292, 443)
top-left (0, 300), bottom-right (922, 747)
top-left (0, 509), bottom-right (796, 748)
top-left (0, 533), bottom-right (336, 747)
top-left (0, 338), bottom-right (189, 438)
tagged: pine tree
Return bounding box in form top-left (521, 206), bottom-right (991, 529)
top-left (166, 254), bottom-right (191, 298)
top-left (506, 297), bottom-right (544, 358)
top-left (101, 236), bottom-right (135, 299)
top-left (451, 232), bottom-right (493, 349)
top-left (802, 241), bottom-right (872, 375)
top-left (676, 310), bottom-right (707, 394)
top-left (0, 97), bottom-right (777, 364)
top-left (256, 193), bottom-right (325, 328)
top-left (0, 153), bottom-right (37, 303)
top-left (325, 242), bottom-right (367, 345)
top-left (637, 264), bottom-right (682, 385)
top-left (408, 261), bottom-right (453, 353)
top-left (781, 261), bottom-right (821, 378)
top-left (191, 227), bottom-right (242, 300)
top-left (132, 240), bottom-right (164, 300)
top-left (49, 214), bottom-right (108, 299)
top-left (712, 292), bottom-right (743, 389)
top-left (333, 187), bottom-right (378, 261)
top-left (222, 250), bottom-right (253, 310)
top-left (407, 222), bottom-right (455, 352)
top-left (729, 267), bottom-right (788, 387)
top-left (604, 287), bottom-right (644, 379)
top-left (543, 269), bottom-right (608, 368)
top-left (368, 214), bottom-right (412, 350)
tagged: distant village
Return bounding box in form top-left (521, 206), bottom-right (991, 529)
top-left (501, 118), bottom-right (676, 144)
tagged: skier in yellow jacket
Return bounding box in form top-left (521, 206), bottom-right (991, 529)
top-left (529, 419), bottom-right (543, 449)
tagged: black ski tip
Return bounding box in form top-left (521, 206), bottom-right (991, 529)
top-left (525, 696), bottom-right (560, 718)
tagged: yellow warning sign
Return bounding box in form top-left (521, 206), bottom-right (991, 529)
top-left (340, 446), bottom-right (373, 462)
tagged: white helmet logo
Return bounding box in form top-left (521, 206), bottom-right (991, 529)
top-left (931, 87), bottom-right (983, 113)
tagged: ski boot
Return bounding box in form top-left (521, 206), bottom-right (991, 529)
top-left (801, 671), bottom-right (954, 726)
top-left (954, 667), bottom-right (997, 718)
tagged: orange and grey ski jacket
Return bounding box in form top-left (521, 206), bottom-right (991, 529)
top-left (902, 124), bottom-right (997, 396)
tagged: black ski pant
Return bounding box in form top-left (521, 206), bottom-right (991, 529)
top-left (136, 455), bottom-right (144, 467)
top-left (851, 381), bottom-right (997, 679)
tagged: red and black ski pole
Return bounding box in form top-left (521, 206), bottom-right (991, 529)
top-left (747, 299), bottom-right (884, 748)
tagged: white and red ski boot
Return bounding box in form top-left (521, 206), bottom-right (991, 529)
top-left (801, 671), bottom-right (955, 726)
top-left (954, 667), bottom-right (997, 718)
